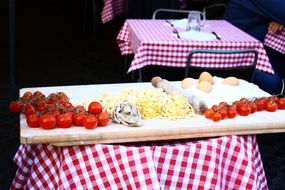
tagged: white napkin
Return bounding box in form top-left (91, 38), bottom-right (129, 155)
top-left (167, 19), bottom-right (210, 29)
top-left (176, 31), bottom-right (217, 40)
top-left (169, 18), bottom-right (188, 29)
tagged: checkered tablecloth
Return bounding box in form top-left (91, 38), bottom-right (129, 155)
top-left (11, 135), bottom-right (268, 190)
top-left (101, 0), bottom-right (187, 23)
top-left (101, 0), bottom-right (127, 23)
top-left (264, 29), bottom-right (285, 55)
top-left (117, 20), bottom-right (273, 74)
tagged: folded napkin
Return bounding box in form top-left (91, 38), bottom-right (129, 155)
top-left (176, 30), bottom-right (217, 40)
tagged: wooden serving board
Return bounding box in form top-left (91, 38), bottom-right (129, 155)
top-left (19, 82), bottom-right (285, 146)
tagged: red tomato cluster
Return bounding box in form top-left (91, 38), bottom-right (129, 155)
top-left (204, 96), bottom-right (285, 122)
top-left (9, 91), bottom-right (110, 130)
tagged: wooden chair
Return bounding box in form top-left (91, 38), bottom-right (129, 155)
top-left (185, 49), bottom-right (258, 82)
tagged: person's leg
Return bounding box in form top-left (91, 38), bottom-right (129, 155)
top-left (253, 71), bottom-right (283, 95)
top-left (255, 46), bottom-right (285, 95)
top-left (265, 46), bottom-right (285, 78)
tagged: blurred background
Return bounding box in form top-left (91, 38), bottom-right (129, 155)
top-left (1, 0), bottom-right (285, 189)
top-left (0, 1), bottom-right (130, 189)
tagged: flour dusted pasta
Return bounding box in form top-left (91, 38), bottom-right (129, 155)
top-left (161, 94), bottom-right (195, 120)
top-left (94, 88), bottom-right (195, 120)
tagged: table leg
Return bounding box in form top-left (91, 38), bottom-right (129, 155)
top-left (138, 69), bottom-right (142, 82)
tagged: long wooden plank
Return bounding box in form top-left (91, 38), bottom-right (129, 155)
top-left (19, 82), bottom-right (285, 146)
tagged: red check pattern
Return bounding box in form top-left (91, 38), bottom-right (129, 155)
top-left (11, 135), bottom-right (268, 190)
top-left (117, 20), bottom-right (273, 74)
top-left (101, 0), bottom-right (127, 24)
top-left (101, 0), bottom-right (188, 24)
top-left (264, 29), bottom-right (285, 55)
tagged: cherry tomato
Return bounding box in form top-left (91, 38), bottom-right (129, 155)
top-left (227, 108), bottom-right (237, 119)
top-left (21, 97), bottom-right (31, 104)
top-left (83, 115), bottom-right (98, 129)
top-left (73, 113), bottom-right (86, 126)
top-left (46, 104), bottom-right (56, 112)
top-left (62, 101), bottom-right (74, 110)
top-left (34, 101), bottom-right (46, 112)
top-left (52, 110), bottom-right (61, 117)
top-left (74, 105), bottom-right (86, 113)
top-left (97, 112), bottom-right (110, 126)
top-left (9, 101), bottom-right (24, 113)
top-left (65, 111), bottom-right (74, 117)
top-left (55, 97), bottom-right (65, 104)
top-left (219, 102), bottom-right (228, 109)
top-left (218, 108), bottom-right (228, 119)
top-left (47, 93), bottom-right (57, 102)
top-left (239, 98), bottom-right (249, 103)
top-left (88, 102), bottom-right (103, 115)
top-left (255, 98), bottom-right (266, 111)
top-left (211, 105), bottom-right (219, 112)
top-left (24, 104), bottom-right (36, 116)
top-left (211, 112), bottom-right (222, 122)
top-left (21, 91), bottom-right (34, 104)
top-left (229, 104), bottom-right (237, 111)
top-left (265, 101), bottom-right (278, 112)
top-left (22, 91), bottom-right (33, 98)
top-left (249, 102), bottom-right (257, 113)
top-left (26, 114), bottom-right (39, 128)
top-left (38, 114), bottom-right (57, 129)
top-left (277, 98), bottom-right (285, 110)
top-left (237, 104), bottom-right (251, 116)
top-left (33, 91), bottom-right (44, 98)
top-left (57, 114), bottom-right (72, 128)
top-left (57, 92), bottom-right (69, 101)
top-left (232, 101), bottom-right (239, 106)
top-left (204, 109), bottom-right (214, 119)
top-left (269, 96), bottom-right (279, 104)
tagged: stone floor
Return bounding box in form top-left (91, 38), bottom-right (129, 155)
top-left (1, 1), bottom-right (285, 189)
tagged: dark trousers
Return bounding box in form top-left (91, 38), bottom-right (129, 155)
top-left (253, 47), bottom-right (285, 95)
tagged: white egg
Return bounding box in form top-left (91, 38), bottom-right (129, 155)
top-left (181, 78), bottom-right (197, 89)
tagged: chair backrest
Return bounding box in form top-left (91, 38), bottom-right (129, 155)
top-left (203, 3), bottom-right (227, 20)
top-left (185, 49), bottom-right (258, 82)
top-left (152, 8), bottom-right (205, 20)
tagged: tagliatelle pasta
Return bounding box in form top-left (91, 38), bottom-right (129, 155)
top-left (136, 95), bottom-right (165, 119)
top-left (93, 88), bottom-right (195, 120)
top-left (161, 94), bottom-right (195, 120)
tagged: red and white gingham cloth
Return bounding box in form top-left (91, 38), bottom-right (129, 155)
top-left (100, 0), bottom-right (188, 24)
top-left (117, 20), bottom-right (274, 74)
top-left (101, 0), bottom-right (127, 24)
top-left (264, 29), bottom-right (285, 55)
top-left (11, 135), bottom-right (268, 190)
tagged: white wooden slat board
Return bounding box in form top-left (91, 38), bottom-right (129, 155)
top-left (19, 81), bottom-right (285, 146)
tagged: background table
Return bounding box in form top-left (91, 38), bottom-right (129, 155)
top-left (101, 0), bottom-right (187, 23)
top-left (264, 29), bottom-right (285, 55)
top-left (117, 20), bottom-right (273, 74)
top-left (101, 0), bottom-right (127, 23)
top-left (11, 135), bottom-right (268, 189)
